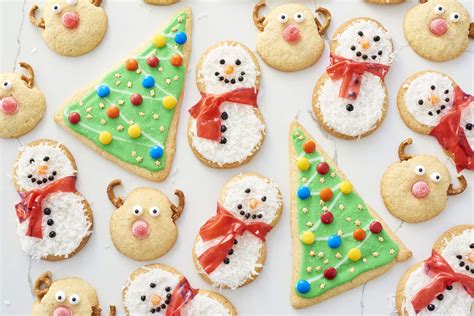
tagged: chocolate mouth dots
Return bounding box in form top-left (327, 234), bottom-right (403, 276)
top-left (235, 187), bottom-right (266, 220)
top-left (418, 85), bottom-right (451, 117)
top-left (140, 283), bottom-right (173, 314)
top-left (214, 58), bottom-right (247, 85)
top-left (349, 30), bottom-right (384, 63)
top-left (27, 156), bottom-right (58, 186)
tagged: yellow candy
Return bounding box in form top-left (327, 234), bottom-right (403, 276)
top-left (152, 34), bottom-right (167, 48)
top-left (99, 131), bottom-right (112, 145)
top-left (297, 158), bottom-right (311, 171)
top-left (162, 96), bottom-right (177, 109)
top-left (348, 248), bottom-right (362, 261)
top-left (301, 231), bottom-right (315, 245)
top-left (339, 180), bottom-right (353, 195)
top-left (128, 124), bottom-right (141, 138)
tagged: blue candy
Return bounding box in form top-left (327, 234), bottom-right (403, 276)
top-left (297, 186), bottom-right (311, 200)
top-left (96, 84), bottom-right (110, 98)
top-left (174, 32), bottom-right (187, 45)
top-left (149, 146), bottom-right (164, 159)
top-left (327, 235), bottom-right (342, 249)
top-left (296, 280), bottom-right (311, 294)
top-left (142, 75), bottom-right (155, 89)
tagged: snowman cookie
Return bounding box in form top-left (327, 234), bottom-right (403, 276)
top-left (193, 173), bottom-right (282, 289)
top-left (107, 179), bottom-right (185, 261)
top-left (404, 0), bottom-right (474, 62)
top-left (396, 225), bottom-right (474, 315)
top-left (122, 264), bottom-right (237, 316)
top-left (29, 0), bottom-right (107, 56)
top-left (13, 139), bottom-right (93, 261)
top-left (32, 271), bottom-right (115, 316)
top-left (253, 2), bottom-right (331, 72)
top-left (381, 138), bottom-right (467, 223)
top-left (312, 18), bottom-right (393, 139)
top-left (188, 41), bottom-right (265, 168)
top-left (1, 62), bottom-right (46, 138)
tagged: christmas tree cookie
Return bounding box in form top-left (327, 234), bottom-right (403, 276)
top-left (55, 8), bottom-right (192, 181)
top-left (289, 121), bottom-right (411, 308)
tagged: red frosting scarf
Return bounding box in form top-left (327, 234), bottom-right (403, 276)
top-left (198, 203), bottom-right (273, 274)
top-left (165, 277), bottom-right (198, 316)
top-left (188, 88), bottom-right (258, 141)
top-left (326, 53), bottom-right (390, 100)
top-left (15, 176), bottom-right (77, 239)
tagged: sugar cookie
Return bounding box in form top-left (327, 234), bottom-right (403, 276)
top-left (145, 0), bottom-right (178, 4)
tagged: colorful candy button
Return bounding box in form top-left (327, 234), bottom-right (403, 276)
top-left (152, 34), bottom-right (167, 48)
top-left (170, 54), bottom-right (183, 67)
top-left (128, 124), bottom-right (141, 138)
top-left (348, 248), bottom-right (362, 262)
top-left (327, 235), bottom-right (341, 248)
top-left (162, 96), bottom-right (177, 109)
top-left (130, 93), bottom-right (143, 106)
top-left (99, 131), bottom-right (112, 145)
top-left (174, 32), bottom-right (187, 45)
top-left (125, 59), bottom-right (138, 71)
top-left (96, 84), bottom-right (110, 98)
top-left (320, 188), bottom-right (333, 202)
top-left (296, 280), bottom-right (310, 294)
top-left (303, 140), bottom-right (315, 154)
top-left (370, 221), bottom-right (383, 234)
top-left (324, 267), bottom-right (337, 280)
top-left (0, 96), bottom-right (18, 114)
top-left (320, 211), bottom-right (334, 224)
top-left (68, 112), bottom-right (80, 124)
top-left (297, 186), bottom-right (311, 200)
top-left (316, 162), bottom-right (329, 175)
top-left (142, 76), bottom-right (155, 89)
top-left (297, 157), bottom-right (310, 171)
top-left (106, 106), bottom-right (120, 119)
top-left (301, 231), bottom-right (315, 245)
top-left (353, 228), bottom-right (366, 241)
top-left (147, 56), bottom-right (159, 68)
top-left (339, 180), bottom-right (352, 195)
top-left (149, 146), bottom-right (163, 159)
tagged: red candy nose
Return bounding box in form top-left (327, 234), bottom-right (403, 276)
top-left (429, 19), bottom-right (448, 36)
top-left (411, 181), bottom-right (430, 199)
top-left (62, 12), bottom-right (80, 29)
top-left (132, 220), bottom-right (149, 239)
top-left (283, 25), bottom-right (301, 43)
top-left (1, 96), bottom-right (18, 115)
top-left (53, 306), bottom-right (72, 316)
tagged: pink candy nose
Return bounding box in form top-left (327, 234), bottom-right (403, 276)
top-left (429, 19), bottom-right (448, 36)
top-left (283, 25), bottom-right (301, 43)
top-left (53, 306), bottom-right (72, 316)
top-left (1, 96), bottom-right (18, 115)
top-left (412, 181), bottom-right (430, 199)
top-left (62, 12), bottom-right (80, 29)
top-left (132, 220), bottom-right (149, 239)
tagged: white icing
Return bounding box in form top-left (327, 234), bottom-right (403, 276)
top-left (16, 192), bottom-right (91, 260)
top-left (182, 293), bottom-right (230, 316)
top-left (402, 229), bottom-right (474, 315)
top-left (190, 102), bottom-right (265, 165)
top-left (335, 20), bottom-right (393, 65)
top-left (404, 73), bottom-right (454, 127)
top-left (318, 74), bottom-right (386, 136)
top-left (460, 102), bottom-right (474, 150)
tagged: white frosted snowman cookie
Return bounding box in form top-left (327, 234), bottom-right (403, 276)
top-left (12, 139), bottom-right (93, 261)
top-left (396, 225), bottom-right (474, 315)
top-left (193, 173), bottom-right (283, 289)
top-left (188, 41), bottom-right (265, 168)
top-left (312, 17), bottom-right (393, 139)
top-left (122, 264), bottom-right (237, 316)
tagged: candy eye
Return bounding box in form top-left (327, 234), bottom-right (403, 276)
top-left (132, 205), bottom-right (143, 216)
top-left (430, 172), bottom-right (442, 182)
top-left (278, 13), bottom-right (288, 23)
top-left (52, 4), bottom-right (61, 13)
top-left (65, 0), bottom-right (77, 5)
top-left (294, 12), bottom-right (305, 23)
top-left (415, 165), bottom-right (425, 176)
top-left (55, 291), bottom-right (66, 302)
top-left (434, 5), bottom-right (444, 14)
top-left (69, 294), bottom-right (80, 305)
top-left (2, 80), bottom-right (12, 91)
top-left (450, 12), bottom-right (460, 22)
top-left (149, 206), bottom-right (160, 217)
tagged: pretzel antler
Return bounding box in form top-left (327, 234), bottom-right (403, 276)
top-left (448, 175), bottom-right (467, 196)
top-left (315, 7), bottom-right (331, 35)
top-left (29, 5), bottom-right (45, 29)
top-left (19, 62), bottom-right (35, 88)
top-left (33, 271), bottom-right (52, 301)
top-left (90, 0), bottom-right (103, 7)
top-left (107, 179), bottom-right (124, 208)
top-left (398, 138), bottom-right (413, 161)
top-left (170, 190), bottom-right (185, 222)
top-left (253, 0), bottom-right (266, 32)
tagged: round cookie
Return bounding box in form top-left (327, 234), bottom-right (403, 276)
top-left (107, 179), bottom-right (185, 261)
top-left (29, 0), bottom-right (107, 56)
top-left (312, 17), bottom-right (393, 139)
top-left (366, 0), bottom-right (405, 3)
top-left (396, 225), bottom-right (474, 315)
top-left (404, 0), bottom-right (474, 62)
top-left (0, 62), bottom-right (46, 138)
top-left (253, 2), bottom-right (331, 72)
top-left (380, 138), bottom-right (467, 223)
top-left (122, 264), bottom-right (237, 316)
top-left (193, 173), bottom-right (283, 289)
top-left (12, 139), bottom-right (93, 261)
top-left (144, 0), bottom-right (178, 4)
top-left (188, 41), bottom-right (265, 168)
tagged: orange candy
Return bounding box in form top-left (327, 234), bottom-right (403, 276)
top-left (170, 55), bottom-right (183, 67)
top-left (320, 188), bottom-right (333, 202)
top-left (125, 59), bottom-right (138, 71)
top-left (106, 106), bottom-right (120, 119)
top-left (303, 140), bottom-right (316, 154)
top-left (353, 228), bottom-right (366, 241)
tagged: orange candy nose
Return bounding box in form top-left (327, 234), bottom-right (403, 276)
top-left (37, 165), bottom-right (48, 175)
top-left (225, 65), bottom-right (235, 75)
top-left (151, 295), bottom-right (162, 305)
top-left (468, 252), bottom-right (474, 263)
top-left (361, 39), bottom-right (370, 50)
top-left (430, 95), bottom-right (439, 105)
top-left (249, 198), bottom-right (258, 209)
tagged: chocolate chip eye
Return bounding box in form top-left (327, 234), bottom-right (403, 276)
top-left (371, 55), bottom-right (377, 60)
top-left (431, 85), bottom-right (436, 90)
top-left (350, 46), bottom-right (356, 51)
top-left (150, 283), bottom-right (156, 288)
top-left (346, 104), bottom-right (354, 112)
top-left (466, 123), bottom-right (473, 131)
top-left (245, 188), bottom-right (251, 193)
top-left (241, 71), bottom-right (245, 75)
top-left (444, 89), bottom-right (449, 94)
top-left (257, 214), bottom-right (263, 218)
top-left (418, 100), bottom-right (423, 105)
top-left (373, 35), bottom-right (380, 42)
top-left (428, 111), bottom-right (433, 116)
top-left (141, 295), bottom-right (146, 302)
top-left (470, 243), bottom-right (474, 248)
top-left (237, 204), bottom-right (242, 209)
top-left (427, 304), bottom-right (435, 311)
top-left (214, 72), bottom-right (219, 76)
top-left (358, 31), bottom-right (363, 37)
top-left (219, 59), bottom-right (225, 65)
top-left (235, 59), bottom-right (241, 65)
top-left (378, 50), bottom-right (383, 56)
top-left (165, 286), bottom-right (171, 292)
top-left (445, 98), bottom-right (450, 102)
top-left (43, 156), bottom-right (49, 161)
top-left (261, 196), bottom-right (267, 202)
top-left (356, 52), bottom-right (362, 57)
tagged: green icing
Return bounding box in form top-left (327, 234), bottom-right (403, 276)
top-left (292, 127), bottom-right (399, 298)
top-left (63, 12), bottom-right (188, 171)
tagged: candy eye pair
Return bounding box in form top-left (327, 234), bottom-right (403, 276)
top-left (55, 291), bottom-right (80, 305)
top-left (433, 5), bottom-right (460, 22)
top-left (2, 80), bottom-right (12, 91)
top-left (414, 165), bottom-right (442, 182)
top-left (51, 0), bottom-right (77, 13)
top-left (132, 205), bottom-right (160, 217)
top-left (278, 12), bottom-right (305, 23)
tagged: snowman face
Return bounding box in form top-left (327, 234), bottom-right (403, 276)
top-left (198, 44), bottom-right (259, 94)
top-left (335, 19), bottom-right (393, 65)
top-left (221, 175), bottom-right (282, 225)
top-left (14, 143), bottom-right (75, 191)
top-left (441, 229), bottom-right (474, 276)
top-left (404, 72), bottom-right (455, 127)
top-left (124, 267), bottom-right (180, 315)
top-left (460, 102), bottom-right (473, 150)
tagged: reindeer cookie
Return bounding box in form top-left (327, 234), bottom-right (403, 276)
top-left (404, 0), bottom-right (474, 62)
top-left (188, 41), bottom-right (265, 168)
top-left (192, 173), bottom-right (282, 289)
top-left (253, 1), bottom-right (331, 72)
top-left (13, 139), bottom-right (93, 261)
top-left (381, 139), bottom-right (467, 223)
top-left (107, 179), bottom-right (185, 261)
top-left (1, 62), bottom-right (45, 138)
top-left (366, 0), bottom-right (405, 3)
top-left (144, 0), bottom-right (178, 4)
top-left (29, 0), bottom-right (107, 56)
top-left (396, 225), bottom-right (474, 315)
top-left (32, 272), bottom-right (115, 316)
top-left (312, 18), bottom-right (393, 139)
top-left (123, 264), bottom-right (237, 316)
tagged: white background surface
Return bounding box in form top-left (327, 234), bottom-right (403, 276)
top-left (1, 0), bottom-right (473, 315)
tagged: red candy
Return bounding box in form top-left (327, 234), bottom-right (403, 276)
top-left (324, 267), bottom-right (337, 280)
top-left (125, 59), bottom-right (139, 71)
top-left (317, 162), bottom-right (330, 175)
top-left (303, 140), bottom-right (316, 154)
top-left (68, 112), bottom-right (80, 124)
top-left (62, 12), bottom-right (80, 29)
top-left (106, 106), bottom-right (120, 119)
top-left (147, 56), bottom-right (159, 68)
top-left (353, 228), bottom-right (366, 241)
top-left (320, 211), bottom-right (334, 224)
top-left (0, 96), bottom-right (18, 114)
top-left (283, 24), bottom-right (301, 43)
top-left (320, 188), bottom-right (333, 202)
top-left (170, 54), bottom-right (183, 67)
top-left (370, 221), bottom-right (383, 234)
top-left (130, 93), bottom-right (143, 106)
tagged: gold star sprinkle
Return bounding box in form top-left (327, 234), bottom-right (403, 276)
top-left (173, 75), bottom-right (180, 81)
top-left (118, 99), bottom-right (124, 105)
top-left (86, 114), bottom-right (93, 119)
top-left (337, 230), bottom-right (343, 236)
top-left (152, 113), bottom-right (159, 120)
top-left (117, 125), bottom-right (124, 131)
top-left (136, 156), bottom-right (143, 163)
top-left (115, 80), bottom-right (121, 86)
top-left (349, 268), bottom-right (355, 273)
top-left (301, 177), bottom-right (307, 183)
top-left (139, 112), bottom-right (145, 117)
top-left (324, 259), bottom-right (329, 264)
top-left (136, 69), bottom-right (142, 74)
top-left (306, 221), bottom-right (313, 227)
top-left (128, 120), bottom-right (134, 125)
top-left (357, 204), bottom-right (364, 210)
top-left (165, 78), bottom-right (171, 85)
top-left (315, 266), bottom-right (322, 271)
top-left (131, 151), bottom-right (137, 157)
top-left (86, 107), bottom-right (92, 113)
top-left (154, 160), bottom-right (161, 166)
top-left (372, 252), bottom-right (379, 257)
top-left (100, 119), bottom-right (106, 125)
top-left (345, 217), bottom-right (352, 222)
top-left (319, 177), bottom-right (325, 184)
top-left (320, 200), bottom-right (325, 206)
top-left (338, 204), bottom-right (345, 211)
top-left (317, 252), bottom-right (324, 258)
top-left (158, 67), bottom-right (164, 72)
top-left (354, 220), bottom-right (361, 226)
top-left (309, 251), bottom-right (316, 257)
top-left (302, 208), bottom-right (308, 214)
top-left (378, 237), bottom-right (384, 242)
top-left (114, 73), bottom-right (121, 78)
top-left (330, 172), bottom-right (336, 178)
top-left (363, 258), bottom-right (368, 263)
top-left (159, 125), bottom-right (165, 132)
top-left (177, 16), bottom-right (183, 23)
top-left (294, 131), bottom-right (300, 137)
top-left (171, 27), bottom-right (177, 33)
top-left (306, 266), bottom-right (313, 273)
top-left (173, 44), bottom-right (179, 50)
top-left (319, 283), bottom-right (325, 289)
top-left (150, 90), bottom-right (155, 97)
top-left (335, 252), bottom-right (342, 259)
top-left (127, 81), bottom-right (132, 88)
top-left (389, 249), bottom-right (395, 255)
top-left (99, 103), bottom-right (105, 109)
top-left (79, 100), bottom-right (84, 106)
top-left (322, 206), bottom-right (328, 212)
